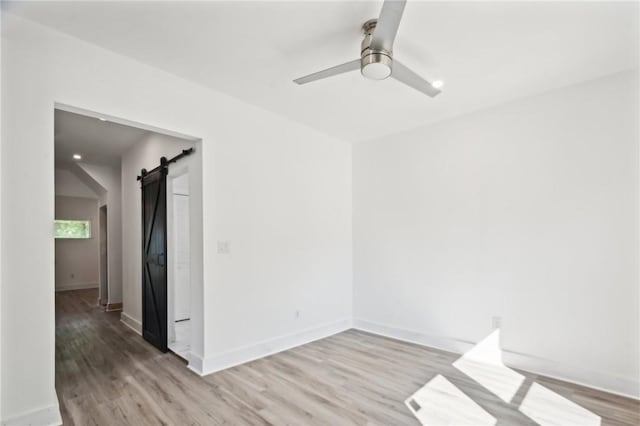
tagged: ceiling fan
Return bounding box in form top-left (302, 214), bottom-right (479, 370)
top-left (293, 0), bottom-right (441, 98)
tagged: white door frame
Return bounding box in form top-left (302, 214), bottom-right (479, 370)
top-left (99, 204), bottom-right (108, 306)
top-left (54, 102), bottom-right (204, 371)
top-left (166, 163), bottom-right (192, 353)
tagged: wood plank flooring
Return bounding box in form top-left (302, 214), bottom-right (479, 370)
top-left (56, 289), bottom-right (639, 425)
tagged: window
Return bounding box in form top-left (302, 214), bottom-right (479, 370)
top-left (54, 220), bottom-right (91, 239)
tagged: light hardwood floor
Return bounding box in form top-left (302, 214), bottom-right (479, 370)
top-left (56, 289), bottom-right (639, 425)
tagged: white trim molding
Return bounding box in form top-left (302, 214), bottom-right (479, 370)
top-left (353, 319), bottom-right (640, 400)
top-left (187, 352), bottom-right (205, 376)
top-left (54, 282), bottom-right (99, 292)
top-left (120, 312), bottom-right (142, 335)
top-left (193, 318), bottom-right (353, 376)
top-left (2, 403), bottom-right (61, 426)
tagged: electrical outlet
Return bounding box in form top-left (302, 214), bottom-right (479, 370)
top-left (492, 316), bottom-right (502, 329)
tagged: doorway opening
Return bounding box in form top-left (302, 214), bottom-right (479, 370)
top-left (53, 103), bottom-right (203, 369)
top-left (167, 171), bottom-right (191, 358)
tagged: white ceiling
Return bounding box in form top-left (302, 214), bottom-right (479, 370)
top-left (55, 109), bottom-right (149, 167)
top-left (8, 1), bottom-right (639, 143)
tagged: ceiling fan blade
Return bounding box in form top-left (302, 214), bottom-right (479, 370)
top-left (293, 59), bottom-right (361, 85)
top-left (391, 60), bottom-right (441, 97)
top-left (370, 0), bottom-right (407, 53)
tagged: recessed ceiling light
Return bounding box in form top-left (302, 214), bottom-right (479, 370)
top-left (98, 117), bottom-right (107, 122)
top-left (431, 80), bottom-right (444, 89)
top-left (73, 154), bottom-right (82, 160)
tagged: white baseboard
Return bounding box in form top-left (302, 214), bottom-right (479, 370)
top-left (55, 282), bottom-right (98, 292)
top-left (193, 318), bottom-right (353, 376)
top-left (120, 312), bottom-right (142, 335)
top-left (187, 352), bottom-right (205, 375)
top-left (353, 319), bottom-right (640, 400)
top-left (2, 403), bottom-right (61, 426)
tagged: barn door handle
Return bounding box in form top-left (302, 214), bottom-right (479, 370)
top-left (157, 253), bottom-right (165, 266)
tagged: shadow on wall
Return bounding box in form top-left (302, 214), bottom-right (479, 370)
top-left (405, 329), bottom-right (602, 426)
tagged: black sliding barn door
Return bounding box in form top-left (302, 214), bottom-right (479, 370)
top-left (141, 168), bottom-right (168, 352)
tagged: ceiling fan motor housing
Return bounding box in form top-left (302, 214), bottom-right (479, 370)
top-left (361, 19), bottom-right (393, 80)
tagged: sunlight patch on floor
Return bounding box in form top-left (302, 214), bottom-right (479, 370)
top-left (518, 382), bottom-right (601, 426)
top-left (452, 329), bottom-right (525, 403)
top-left (407, 329), bottom-right (601, 426)
top-left (405, 374), bottom-right (497, 426)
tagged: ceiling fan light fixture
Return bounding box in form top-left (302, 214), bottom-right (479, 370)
top-left (362, 62), bottom-right (392, 80)
top-left (361, 51), bottom-right (393, 80)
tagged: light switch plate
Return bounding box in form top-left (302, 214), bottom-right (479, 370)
top-left (217, 240), bottom-right (230, 254)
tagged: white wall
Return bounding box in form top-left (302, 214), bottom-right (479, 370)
top-left (1, 13), bottom-right (352, 422)
top-left (353, 70), bottom-right (639, 398)
top-left (54, 167), bottom-right (99, 199)
top-left (54, 196), bottom-right (100, 291)
top-left (76, 162), bottom-right (122, 304)
top-left (205, 122), bottom-right (352, 374)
